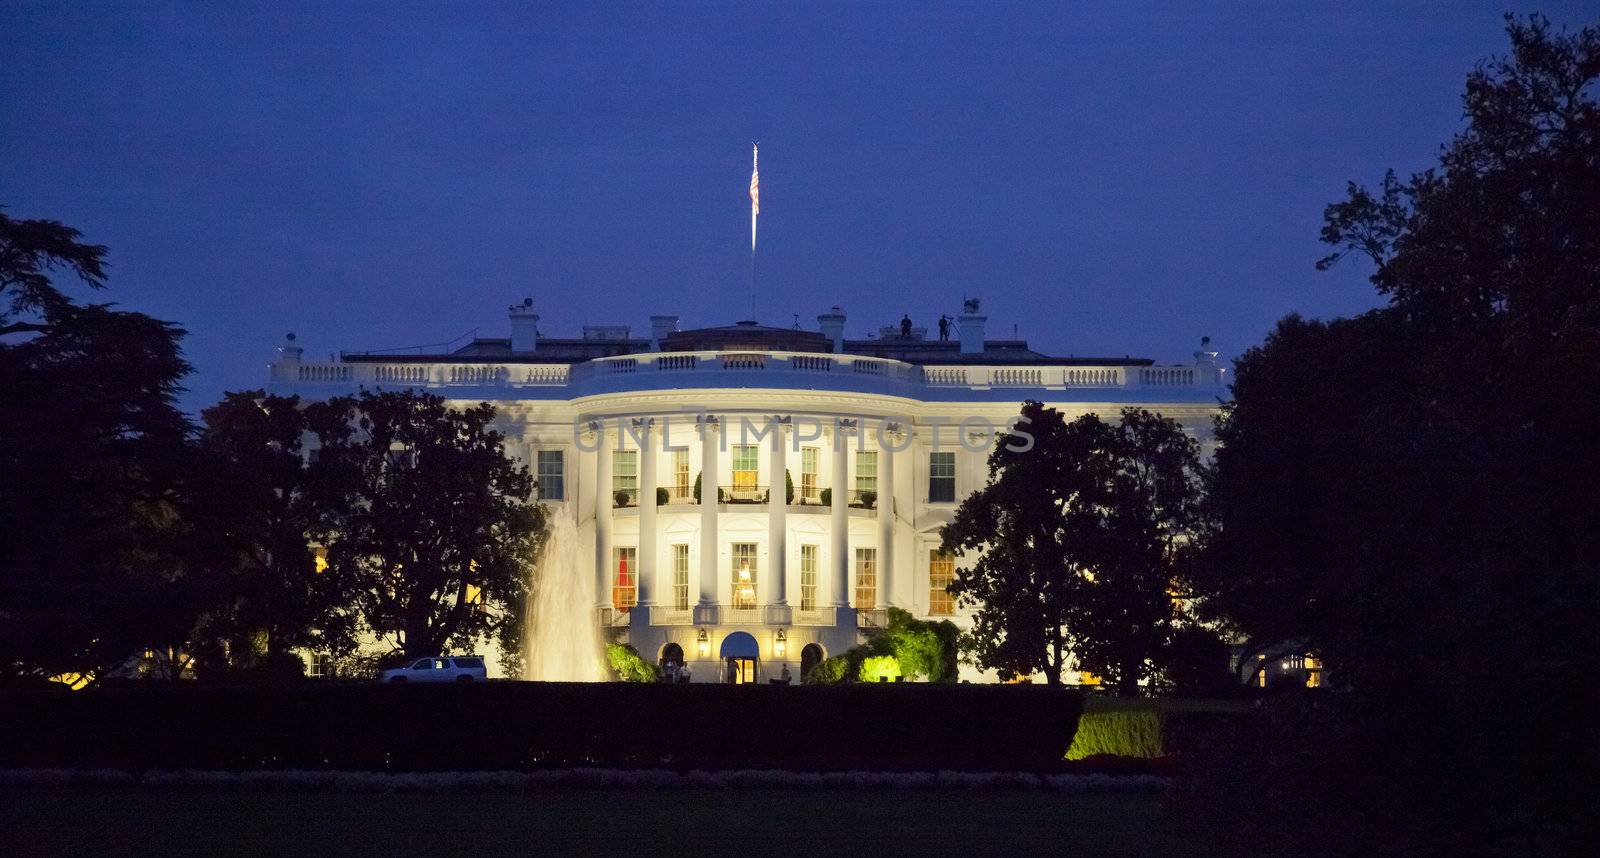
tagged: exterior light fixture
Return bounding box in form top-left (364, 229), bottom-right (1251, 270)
top-left (697, 628), bottom-right (709, 658)
top-left (774, 628), bottom-right (787, 659)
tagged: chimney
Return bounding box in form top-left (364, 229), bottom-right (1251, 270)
top-left (817, 306), bottom-right (847, 353)
top-left (1193, 336), bottom-right (1225, 385)
top-left (649, 315), bottom-right (678, 351)
top-left (957, 297), bottom-right (986, 355)
top-left (270, 332), bottom-right (303, 381)
top-left (509, 298), bottom-right (540, 353)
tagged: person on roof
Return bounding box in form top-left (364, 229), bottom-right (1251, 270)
top-left (900, 314), bottom-right (912, 338)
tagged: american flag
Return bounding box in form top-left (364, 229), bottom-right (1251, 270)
top-left (749, 144), bottom-right (759, 215)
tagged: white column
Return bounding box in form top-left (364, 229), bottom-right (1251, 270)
top-left (593, 426), bottom-right (613, 611)
top-left (637, 418), bottom-right (657, 608)
top-left (830, 424), bottom-right (850, 608)
top-left (698, 418), bottom-right (720, 608)
top-left (876, 423), bottom-right (897, 610)
top-left (768, 418), bottom-right (788, 610)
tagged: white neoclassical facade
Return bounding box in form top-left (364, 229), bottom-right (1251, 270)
top-left (267, 301), bottom-right (1225, 682)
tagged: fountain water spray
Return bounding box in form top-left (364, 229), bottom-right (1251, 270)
top-left (524, 508), bottom-right (606, 681)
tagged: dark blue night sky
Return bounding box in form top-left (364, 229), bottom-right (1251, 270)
top-left (4, 2), bottom-right (1586, 411)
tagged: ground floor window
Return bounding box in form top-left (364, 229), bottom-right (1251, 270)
top-left (799, 544), bottom-right (818, 610)
top-left (672, 544), bottom-right (690, 610)
top-left (929, 550), bottom-right (955, 615)
top-left (854, 547), bottom-right (877, 609)
top-left (613, 545), bottom-right (637, 610)
top-left (731, 542), bottom-right (758, 609)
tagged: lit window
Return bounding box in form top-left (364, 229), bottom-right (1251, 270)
top-left (800, 545), bottom-right (818, 611)
top-left (671, 448), bottom-right (691, 499)
top-left (928, 451), bottom-right (956, 503)
top-left (672, 544), bottom-right (690, 611)
top-left (731, 445), bottom-right (759, 493)
top-left (612, 546), bottom-right (637, 610)
top-left (536, 450), bottom-right (564, 501)
top-left (854, 547), bottom-right (877, 609)
top-left (800, 447), bottom-right (819, 502)
top-left (929, 550), bottom-right (955, 615)
top-left (731, 542), bottom-right (758, 609)
top-left (312, 545), bottom-right (329, 574)
top-left (613, 450), bottom-right (638, 505)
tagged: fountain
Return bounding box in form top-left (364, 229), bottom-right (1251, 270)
top-left (524, 508), bottom-right (606, 681)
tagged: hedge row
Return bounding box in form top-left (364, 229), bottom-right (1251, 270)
top-left (0, 682), bottom-right (1083, 772)
top-left (1065, 696), bottom-right (1252, 760)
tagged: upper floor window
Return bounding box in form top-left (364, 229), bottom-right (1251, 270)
top-left (854, 450), bottom-right (878, 494)
top-left (731, 444), bottom-right (759, 491)
top-left (800, 446), bottom-right (820, 502)
top-left (613, 450), bottom-right (638, 505)
top-left (671, 448), bottom-right (691, 499)
top-left (536, 450), bottom-right (564, 501)
top-left (928, 451), bottom-right (956, 503)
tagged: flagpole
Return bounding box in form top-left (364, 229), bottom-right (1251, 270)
top-left (749, 143), bottom-right (758, 321)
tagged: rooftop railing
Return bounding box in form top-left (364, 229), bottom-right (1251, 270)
top-left (274, 348), bottom-right (1223, 395)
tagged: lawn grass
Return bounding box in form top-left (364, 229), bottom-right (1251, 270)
top-left (0, 786), bottom-right (1195, 857)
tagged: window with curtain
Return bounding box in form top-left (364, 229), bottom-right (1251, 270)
top-left (672, 544), bottom-right (690, 610)
top-left (612, 546), bottom-right (637, 610)
top-left (536, 450), bottom-right (564, 500)
top-left (854, 547), bottom-right (877, 609)
top-left (731, 542), bottom-right (758, 609)
top-left (928, 550), bottom-right (956, 615)
top-left (731, 444), bottom-right (759, 491)
top-left (928, 451), bottom-right (956, 503)
top-left (800, 544), bottom-right (818, 610)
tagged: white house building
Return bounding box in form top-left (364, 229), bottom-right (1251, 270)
top-left (267, 300), bottom-right (1225, 683)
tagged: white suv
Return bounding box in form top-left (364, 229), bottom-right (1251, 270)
top-left (380, 656), bottom-right (488, 684)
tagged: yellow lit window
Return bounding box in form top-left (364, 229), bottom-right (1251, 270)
top-left (854, 547), bottom-right (877, 609)
top-left (928, 550), bottom-right (955, 615)
top-left (800, 545), bottom-right (818, 611)
top-left (613, 546), bottom-right (637, 610)
top-left (731, 542), bottom-right (758, 609)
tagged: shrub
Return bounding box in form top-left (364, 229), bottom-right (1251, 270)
top-left (605, 643), bottom-right (660, 683)
top-left (785, 469), bottom-right (794, 504)
top-left (614, 490), bottom-right (631, 507)
top-left (1065, 709), bottom-right (1163, 760)
top-left (804, 655), bottom-right (850, 684)
top-left (656, 486), bottom-right (669, 505)
top-left (859, 655), bottom-right (902, 683)
top-left (692, 472), bottom-right (702, 503)
top-left (819, 487), bottom-right (831, 506)
top-left (860, 490), bottom-right (876, 509)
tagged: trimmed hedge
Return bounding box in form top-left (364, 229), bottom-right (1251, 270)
top-left (1066, 697), bottom-right (1253, 760)
top-left (0, 682), bottom-right (1083, 772)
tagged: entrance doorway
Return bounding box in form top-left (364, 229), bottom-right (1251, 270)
top-left (719, 631), bottom-right (760, 684)
top-left (800, 643), bottom-right (823, 682)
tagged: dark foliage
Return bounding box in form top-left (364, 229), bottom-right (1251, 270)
top-left (1186, 15), bottom-right (1600, 853)
top-left (0, 683), bottom-right (1082, 772)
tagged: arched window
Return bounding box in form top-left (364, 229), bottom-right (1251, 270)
top-left (800, 643), bottom-right (824, 681)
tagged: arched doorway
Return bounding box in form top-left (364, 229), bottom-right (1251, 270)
top-left (719, 631), bottom-right (759, 684)
top-left (800, 643), bottom-right (824, 682)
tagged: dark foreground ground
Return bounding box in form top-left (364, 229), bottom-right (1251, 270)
top-left (0, 786), bottom-right (1194, 857)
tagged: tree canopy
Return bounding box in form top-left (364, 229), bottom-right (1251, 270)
top-left (1185, 14), bottom-right (1600, 852)
top-left (941, 402), bottom-right (1206, 688)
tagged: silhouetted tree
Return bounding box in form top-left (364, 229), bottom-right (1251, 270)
top-left (309, 390), bottom-right (547, 659)
top-left (192, 391), bottom-right (358, 668)
top-left (941, 402), bottom-right (1203, 687)
top-left (1184, 15), bottom-right (1600, 853)
top-left (0, 210), bottom-right (199, 682)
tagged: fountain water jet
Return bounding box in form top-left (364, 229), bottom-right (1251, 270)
top-left (524, 509), bottom-right (606, 681)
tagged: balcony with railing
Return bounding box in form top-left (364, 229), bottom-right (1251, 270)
top-left (846, 489), bottom-right (878, 510)
top-left (718, 484), bottom-right (770, 505)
